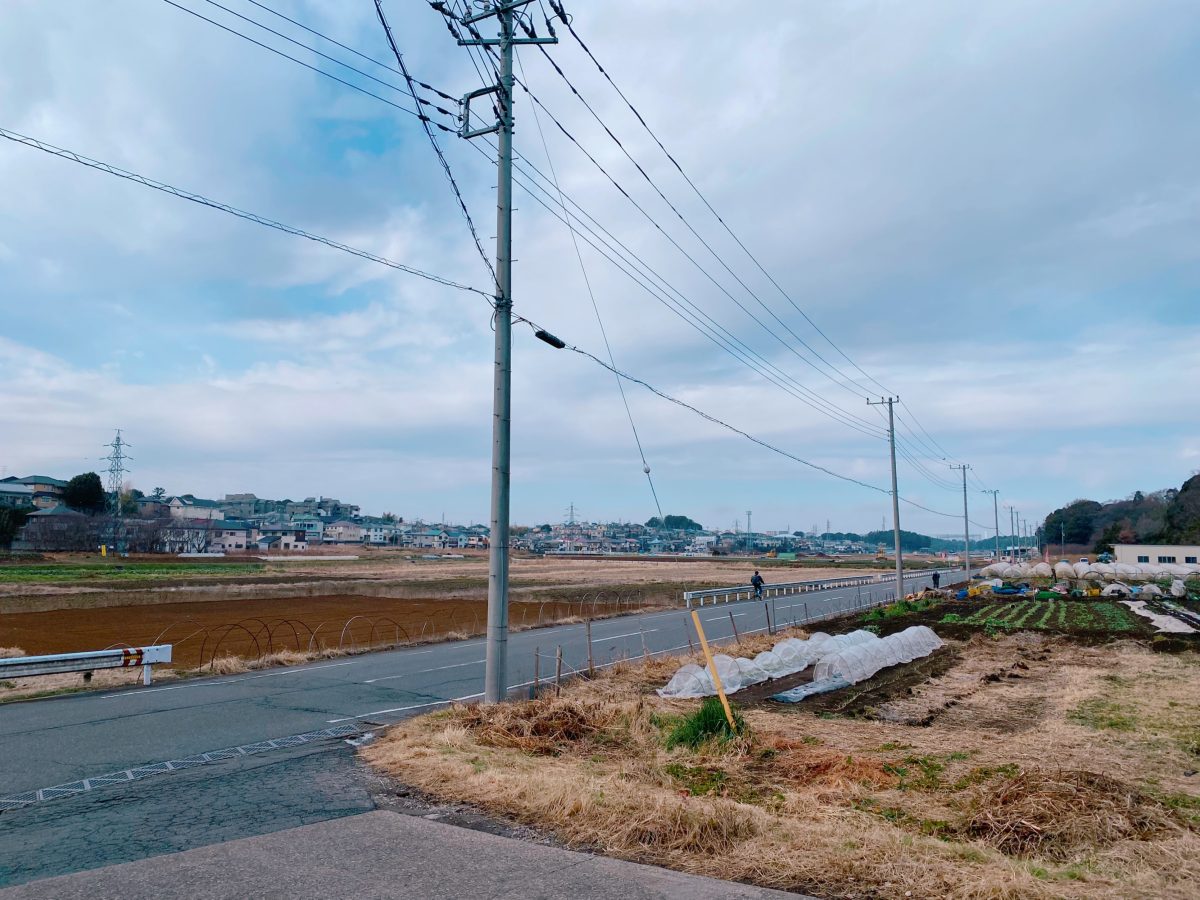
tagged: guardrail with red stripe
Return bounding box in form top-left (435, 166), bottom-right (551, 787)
top-left (0, 645), bottom-right (173, 685)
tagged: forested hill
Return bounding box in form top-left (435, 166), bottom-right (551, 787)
top-left (1044, 474), bottom-right (1200, 549)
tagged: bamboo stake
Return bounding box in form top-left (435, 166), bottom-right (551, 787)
top-left (554, 645), bottom-right (563, 696)
top-left (690, 610), bottom-right (737, 733)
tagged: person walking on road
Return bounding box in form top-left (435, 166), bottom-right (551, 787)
top-left (751, 569), bottom-right (765, 600)
top-left (931, 571), bottom-right (941, 590)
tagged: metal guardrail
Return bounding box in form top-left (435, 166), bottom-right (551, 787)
top-left (0, 645), bottom-right (173, 685)
top-left (683, 568), bottom-right (961, 607)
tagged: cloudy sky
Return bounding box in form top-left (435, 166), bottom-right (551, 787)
top-left (1, 0), bottom-right (1197, 535)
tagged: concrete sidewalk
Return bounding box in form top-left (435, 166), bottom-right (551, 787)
top-left (0, 810), bottom-right (802, 899)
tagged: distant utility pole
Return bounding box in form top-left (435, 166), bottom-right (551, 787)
top-left (1060, 522), bottom-right (1065, 560)
top-left (457, 1), bottom-right (557, 704)
top-left (745, 510), bottom-right (752, 552)
top-left (950, 464), bottom-right (971, 581)
top-left (1005, 505), bottom-right (1016, 560)
top-left (982, 489), bottom-right (1000, 561)
top-left (868, 397), bottom-right (904, 598)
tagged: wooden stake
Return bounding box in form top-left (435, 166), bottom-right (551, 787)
top-left (554, 645), bottom-right (563, 696)
top-left (532, 646), bottom-right (540, 699)
top-left (690, 610), bottom-right (737, 733)
top-left (585, 618), bottom-right (594, 676)
top-left (728, 610), bottom-right (740, 644)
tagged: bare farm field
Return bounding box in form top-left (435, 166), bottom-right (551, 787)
top-left (366, 604), bottom-right (1200, 899)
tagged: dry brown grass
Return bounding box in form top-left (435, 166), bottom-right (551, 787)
top-left (0, 646), bottom-right (25, 658)
top-left (364, 632), bottom-right (1200, 899)
top-left (964, 768), bottom-right (1181, 861)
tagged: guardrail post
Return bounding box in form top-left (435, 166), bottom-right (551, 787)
top-left (143, 664), bottom-right (152, 686)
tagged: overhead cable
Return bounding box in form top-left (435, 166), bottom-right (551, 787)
top-left (374, 0), bottom-right (498, 286)
top-left (158, 0), bottom-right (456, 130)
top-left (0, 127), bottom-right (490, 298)
top-left (549, 0), bottom-right (894, 400)
top-left (519, 52), bottom-right (664, 522)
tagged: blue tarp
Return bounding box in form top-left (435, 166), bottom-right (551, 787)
top-left (771, 676), bottom-right (850, 703)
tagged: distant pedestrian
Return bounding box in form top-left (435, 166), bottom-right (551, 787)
top-left (931, 571), bottom-right (941, 589)
top-left (751, 569), bottom-right (765, 599)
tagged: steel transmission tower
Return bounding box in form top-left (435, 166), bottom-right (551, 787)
top-left (103, 430), bottom-right (132, 551)
top-left (456, 2), bottom-right (558, 703)
top-left (868, 398), bottom-right (904, 598)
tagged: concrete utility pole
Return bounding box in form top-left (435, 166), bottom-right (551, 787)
top-left (982, 489), bottom-right (1000, 561)
top-left (458, 1), bottom-right (557, 704)
top-left (868, 398), bottom-right (904, 597)
top-left (745, 510), bottom-right (752, 553)
top-left (950, 464), bottom-right (971, 582)
top-left (1005, 505), bottom-right (1016, 560)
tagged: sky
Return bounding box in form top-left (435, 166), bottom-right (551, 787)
top-left (1, 0), bottom-right (1197, 536)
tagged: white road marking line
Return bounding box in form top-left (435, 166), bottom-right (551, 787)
top-left (327, 693), bottom-right (483, 723)
top-left (99, 661), bottom-right (357, 698)
top-left (703, 613), bottom-right (747, 622)
top-left (364, 659), bottom-right (485, 684)
top-left (595, 628), bottom-right (659, 641)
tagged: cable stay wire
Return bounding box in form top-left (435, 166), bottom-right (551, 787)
top-left (0, 127), bottom-right (490, 298)
top-left (518, 52), bottom-right (664, 522)
top-left (374, 0), bottom-right (497, 287)
top-left (547, 0), bottom-right (894, 400)
top-left (177, 0), bottom-right (888, 443)
top-left (515, 19), bottom-right (875, 408)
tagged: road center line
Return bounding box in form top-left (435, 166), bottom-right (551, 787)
top-left (364, 659), bottom-right (486, 684)
top-left (594, 628), bottom-right (658, 641)
top-left (99, 661), bottom-right (357, 698)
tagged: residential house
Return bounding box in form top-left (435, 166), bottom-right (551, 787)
top-left (255, 531), bottom-right (307, 552)
top-left (1, 475), bottom-right (67, 509)
top-left (168, 495), bottom-right (225, 522)
top-left (0, 482), bottom-right (34, 508)
top-left (209, 520), bottom-right (256, 553)
top-left (322, 520), bottom-right (365, 544)
top-left (134, 495), bottom-right (170, 518)
top-left (290, 514), bottom-right (325, 544)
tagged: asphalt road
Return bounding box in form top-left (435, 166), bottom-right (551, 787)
top-left (0, 569), bottom-right (953, 886)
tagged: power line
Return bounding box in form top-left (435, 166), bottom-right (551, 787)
top-left (243, 0), bottom-right (458, 102)
top-left (519, 52), bottom-right (664, 522)
top-left (158, 0), bottom-right (456, 130)
top-left (0, 127), bottom-right (490, 298)
top-left (508, 72), bottom-right (887, 423)
top-left (517, 23), bottom-right (875, 407)
top-left (373, 0), bottom-right (497, 286)
top-left (548, 0), bottom-right (894, 399)
top-left (527, 327), bottom-right (962, 520)
top-left (164, 1), bottom-right (887, 443)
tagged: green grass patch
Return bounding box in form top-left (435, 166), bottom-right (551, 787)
top-left (0, 562), bottom-right (265, 583)
top-left (664, 697), bottom-right (747, 749)
top-left (950, 762), bottom-right (1021, 791)
top-left (1068, 698), bottom-right (1136, 731)
top-left (663, 762), bottom-right (729, 796)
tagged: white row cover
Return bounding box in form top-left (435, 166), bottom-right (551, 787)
top-left (812, 626), bottom-right (943, 685)
top-left (980, 561), bottom-right (1200, 582)
top-left (656, 627), bottom-right (939, 699)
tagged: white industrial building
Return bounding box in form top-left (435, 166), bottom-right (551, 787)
top-left (1113, 544), bottom-right (1200, 566)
